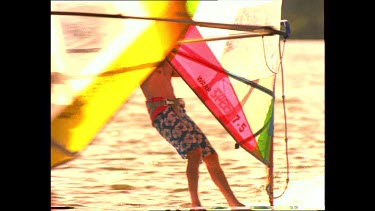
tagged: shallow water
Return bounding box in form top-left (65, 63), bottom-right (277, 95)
top-left (51, 39), bottom-right (325, 210)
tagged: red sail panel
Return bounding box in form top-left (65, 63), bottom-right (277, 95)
top-left (169, 26), bottom-right (262, 159)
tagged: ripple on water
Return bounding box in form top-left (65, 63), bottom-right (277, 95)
top-left (110, 184), bottom-right (135, 190)
top-left (169, 187), bottom-right (189, 193)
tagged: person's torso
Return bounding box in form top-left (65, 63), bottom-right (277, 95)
top-left (141, 62), bottom-right (176, 99)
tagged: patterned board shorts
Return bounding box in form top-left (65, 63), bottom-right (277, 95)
top-left (152, 99), bottom-right (216, 160)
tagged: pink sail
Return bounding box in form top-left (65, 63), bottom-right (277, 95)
top-left (169, 25), bottom-right (263, 161)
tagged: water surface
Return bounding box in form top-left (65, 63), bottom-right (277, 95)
top-left (51, 40), bottom-right (325, 210)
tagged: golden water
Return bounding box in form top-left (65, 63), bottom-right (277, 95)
top-left (51, 40), bottom-right (325, 210)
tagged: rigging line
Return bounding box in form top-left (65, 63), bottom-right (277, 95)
top-left (262, 36), bottom-right (277, 74)
top-left (63, 33), bottom-right (276, 53)
top-left (170, 48), bottom-right (274, 96)
top-left (268, 35), bottom-right (290, 200)
top-left (262, 22), bottom-right (288, 74)
top-left (177, 32), bottom-right (278, 44)
top-left (51, 11), bottom-right (284, 35)
top-left (64, 33), bottom-right (275, 53)
top-left (262, 35), bottom-right (287, 74)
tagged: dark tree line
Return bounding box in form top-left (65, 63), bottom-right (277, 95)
top-left (282, 0), bottom-right (324, 39)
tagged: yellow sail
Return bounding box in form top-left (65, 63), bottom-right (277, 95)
top-left (51, 1), bottom-right (194, 168)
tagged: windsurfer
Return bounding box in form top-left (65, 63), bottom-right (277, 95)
top-left (141, 59), bottom-right (250, 210)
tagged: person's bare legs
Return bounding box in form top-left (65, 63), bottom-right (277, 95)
top-left (203, 152), bottom-right (245, 208)
top-left (187, 149), bottom-right (251, 210)
top-left (186, 147), bottom-right (203, 208)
